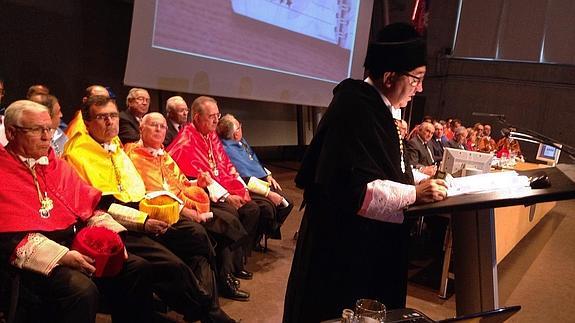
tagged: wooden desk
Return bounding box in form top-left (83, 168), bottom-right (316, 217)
top-left (494, 162), bottom-right (555, 263)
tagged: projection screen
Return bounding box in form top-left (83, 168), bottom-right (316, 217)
top-left (124, 0), bottom-right (374, 107)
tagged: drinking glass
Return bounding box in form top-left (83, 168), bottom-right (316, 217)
top-left (354, 299), bottom-right (386, 323)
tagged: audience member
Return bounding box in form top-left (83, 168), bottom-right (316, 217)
top-left (65, 85), bottom-right (110, 139)
top-left (284, 23), bottom-right (447, 323)
top-left (496, 128), bottom-right (522, 158)
top-left (396, 119), bottom-right (408, 140)
top-left (26, 84), bottom-right (50, 98)
top-left (119, 88), bottom-right (150, 143)
top-left (63, 95), bottom-right (235, 322)
top-left (29, 94), bottom-right (68, 155)
top-left (478, 124), bottom-right (497, 152)
top-left (168, 96), bottom-right (261, 294)
top-left (445, 126), bottom-right (467, 150)
top-left (473, 122), bottom-right (484, 138)
top-left (444, 118), bottom-right (461, 141)
top-left (126, 112), bottom-right (252, 302)
top-left (217, 114), bottom-right (294, 241)
top-left (465, 128), bottom-right (478, 151)
top-left (405, 121), bottom-right (437, 176)
top-left (407, 115), bottom-right (434, 140)
top-left (429, 121), bottom-right (445, 162)
top-left (0, 100), bottom-right (154, 323)
top-left (164, 96), bottom-right (189, 147)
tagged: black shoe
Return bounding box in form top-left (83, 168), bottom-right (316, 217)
top-left (220, 274), bottom-right (250, 301)
top-left (233, 269), bottom-right (253, 280)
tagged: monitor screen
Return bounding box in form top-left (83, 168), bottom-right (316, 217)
top-left (124, 0), bottom-right (374, 107)
top-left (536, 143), bottom-right (562, 165)
top-left (441, 148), bottom-right (494, 177)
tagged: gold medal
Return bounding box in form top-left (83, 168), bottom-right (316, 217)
top-left (39, 194), bottom-right (53, 218)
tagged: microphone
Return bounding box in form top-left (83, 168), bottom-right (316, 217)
top-left (472, 112), bottom-right (506, 119)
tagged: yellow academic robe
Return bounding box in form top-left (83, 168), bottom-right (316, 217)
top-left (63, 131), bottom-right (146, 204)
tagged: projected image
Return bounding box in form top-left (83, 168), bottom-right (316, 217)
top-left (153, 0), bottom-right (359, 83)
top-left (230, 0), bottom-right (356, 50)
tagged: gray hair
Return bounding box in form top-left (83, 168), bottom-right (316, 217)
top-left (29, 94), bottom-right (59, 118)
top-left (454, 126), bottom-right (467, 137)
top-left (216, 114), bottom-right (238, 140)
top-left (191, 96), bottom-right (217, 117)
top-left (141, 112), bottom-right (166, 125)
top-left (126, 88), bottom-right (149, 107)
top-left (4, 100), bottom-right (49, 128)
top-left (165, 96), bottom-right (186, 114)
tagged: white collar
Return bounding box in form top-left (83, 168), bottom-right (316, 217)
top-left (145, 146), bottom-right (164, 157)
top-left (102, 142), bottom-right (117, 153)
top-left (19, 155), bottom-right (49, 168)
top-left (171, 120), bottom-right (181, 132)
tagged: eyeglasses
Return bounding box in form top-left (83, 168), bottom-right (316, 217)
top-left (14, 125), bottom-right (56, 136)
top-left (135, 96), bottom-right (150, 103)
top-left (93, 112), bottom-right (119, 121)
top-left (145, 122), bottom-right (167, 129)
top-left (401, 72), bottom-right (424, 87)
top-left (206, 112), bottom-right (221, 121)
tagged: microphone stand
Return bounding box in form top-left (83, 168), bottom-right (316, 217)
top-left (494, 115), bottom-right (575, 160)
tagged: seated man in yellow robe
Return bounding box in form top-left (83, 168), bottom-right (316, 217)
top-left (63, 95), bottom-right (235, 322)
top-left (125, 112), bottom-right (251, 301)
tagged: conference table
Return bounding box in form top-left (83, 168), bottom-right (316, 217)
top-left (405, 164), bottom-right (575, 316)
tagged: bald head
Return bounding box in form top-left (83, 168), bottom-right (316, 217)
top-left (140, 112), bottom-right (167, 149)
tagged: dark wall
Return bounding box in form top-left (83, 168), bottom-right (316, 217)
top-left (0, 0), bottom-right (134, 120)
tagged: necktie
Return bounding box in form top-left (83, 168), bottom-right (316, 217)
top-left (424, 142), bottom-right (434, 164)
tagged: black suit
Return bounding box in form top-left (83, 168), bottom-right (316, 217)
top-left (429, 137), bottom-right (444, 162)
top-left (119, 110), bottom-right (141, 144)
top-left (446, 139), bottom-right (466, 150)
top-left (163, 120), bottom-right (180, 147)
top-left (405, 136), bottom-right (434, 168)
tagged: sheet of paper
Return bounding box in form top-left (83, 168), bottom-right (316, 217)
top-left (447, 171), bottom-right (530, 197)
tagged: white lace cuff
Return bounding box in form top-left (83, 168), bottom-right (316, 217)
top-left (206, 181), bottom-right (229, 202)
top-left (357, 180), bottom-right (416, 223)
top-left (11, 233), bottom-right (69, 276)
top-left (87, 211), bottom-right (127, 233)
top-left (412, 168), bottom-right (430, 184)
top-left (107, 203), bottom-right (148, 231)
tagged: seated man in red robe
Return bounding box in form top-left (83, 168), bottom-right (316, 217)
top-left (126, 112), bottom-right (251, 301)
top-left (168, 96), bottom-right (261, 285)
top-left (0, 100), bottom-right (153, 323)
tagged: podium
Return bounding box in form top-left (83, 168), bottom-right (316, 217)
top-left (405, 164), bottom-right (575, 316)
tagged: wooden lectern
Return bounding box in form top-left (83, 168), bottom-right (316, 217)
top-left (406, 164), bottom-right (575, 316)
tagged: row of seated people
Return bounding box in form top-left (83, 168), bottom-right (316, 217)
top-left (0, 84), bottom-right (293, 323)
top-left (398, 117), bottom-right (522, 177)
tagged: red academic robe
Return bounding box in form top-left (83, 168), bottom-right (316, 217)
top-left (0, 146), bottom-right (109, 275)
top-left (167, 124), bottom-right (249, 199)
top-left (0, 147), bottom-right (100, 233)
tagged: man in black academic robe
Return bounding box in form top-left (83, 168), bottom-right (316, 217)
top-left (283, 23), bottom-right (448, 323)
